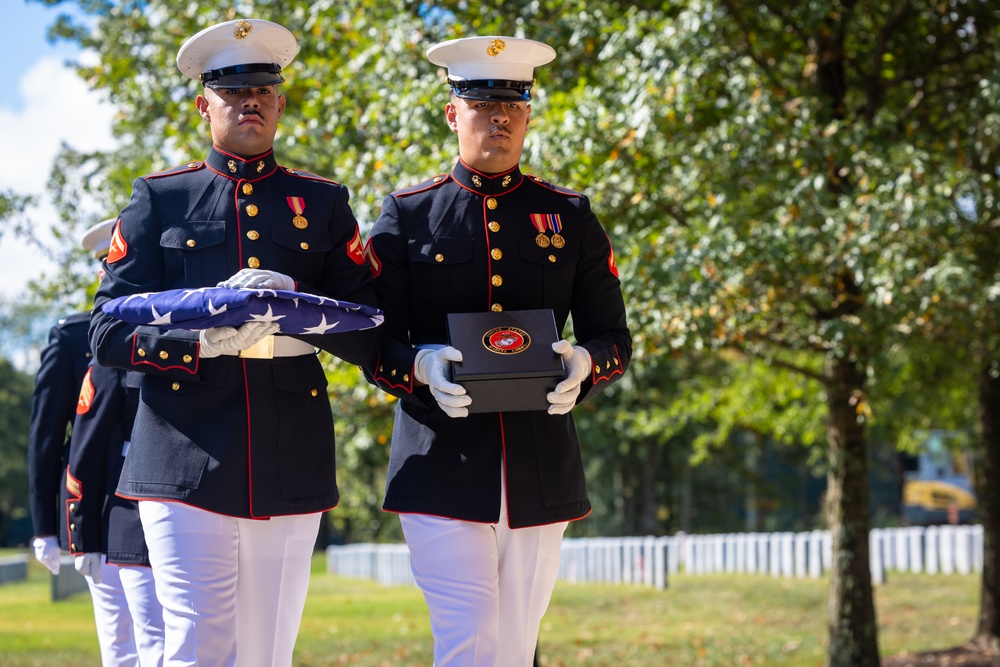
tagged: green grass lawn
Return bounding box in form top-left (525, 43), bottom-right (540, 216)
top-left (0, 552), bottom-right (981, 666)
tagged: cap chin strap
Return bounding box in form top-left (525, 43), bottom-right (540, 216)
top-left (449, 78), bottom-right (534, 101)
top-left (201, 62), bottom-right (283, 85)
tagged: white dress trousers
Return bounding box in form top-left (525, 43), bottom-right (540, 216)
top-left (399, 476), bottom-right (568, 667)
top-left (86, 556), bottom-right (139, 666)
top-left (117, 564), bottom-right (165, 666)
top-left (138, 500), bottom-right (321, 667)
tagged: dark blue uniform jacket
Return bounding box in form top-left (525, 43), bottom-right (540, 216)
top-left (66, 363), bottom-right (150, 565)
top-left (28, 312), bottom-right (91, 547)
top-left (90, 146), bottom-right (380, 519)
top-left (364, 160), bottom-right (631, 528)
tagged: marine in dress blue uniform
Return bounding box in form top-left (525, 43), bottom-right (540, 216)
top-left (364, 36), bottom-right (631, 666)
top-left (65, 218), bottom-right (164, 667)
top-left (28, 311), bottom-right (90, 568)
top-left (88, 19), bottom-right (380, 667)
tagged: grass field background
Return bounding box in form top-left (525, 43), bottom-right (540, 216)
top-left (0, 551), bottom-right (981, 666)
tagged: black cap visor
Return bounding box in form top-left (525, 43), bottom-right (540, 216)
top-left (449, 78), bottom-right (533, 102)
top-left (202, 63), bottom-right (284, 89)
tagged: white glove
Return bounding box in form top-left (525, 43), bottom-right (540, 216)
top-left (218, 268), bottom-right (295, 291)
top-left (547, 340), bottom-right (592, 415)
top-left (32, 536), bottom-right (61, 575)
top-left (199, 321), bottom-right (280, 358)
top-left (75, 553), bottom-right (103, 585)
top-left (414, 346), bottom-right (472, 418)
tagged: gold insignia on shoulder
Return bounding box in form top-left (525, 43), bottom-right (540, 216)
top-left (228, 160), bottom-right (237, 173)
top-left (257, 161), bottom-right (265, 173)
top-left (234, 20), bottom-right (253, 40)
top-left (487, 38), bottom-right (506, 57)
top-left (472, 175), bottom-right (482, 188)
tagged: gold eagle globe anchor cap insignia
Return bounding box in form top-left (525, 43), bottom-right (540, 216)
top-left (426, 35), bottom-right (556, 102)
top-left (176, 18), bottom-right (300, 89)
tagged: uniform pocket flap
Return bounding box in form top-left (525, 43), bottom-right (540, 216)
top-left (408, 236), bottom-right (474, 265)
top-left (160, 220), bottom-right (226, 250)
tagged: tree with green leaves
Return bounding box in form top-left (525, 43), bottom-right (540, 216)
top-left (0, 356), bottom-right (36, 546)
top-left (636, 3), bottom-right (998, 665)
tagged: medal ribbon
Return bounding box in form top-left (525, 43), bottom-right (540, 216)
top-left (287, 197), bottom-right (306, 215)
top-left (529, 214), bottom-right (546, 233)
top-left (547, 214), bottom-right (562, 235)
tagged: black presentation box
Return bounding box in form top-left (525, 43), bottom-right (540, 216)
top-left (446, 309), bottom-right (565, 414)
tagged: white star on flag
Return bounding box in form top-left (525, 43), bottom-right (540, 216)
top-left (248, 304), bottom-right (285, 323)
top-left (149, 304), bottom-right (172, 326)
top-left (301, 314), bottom-right (340, 334)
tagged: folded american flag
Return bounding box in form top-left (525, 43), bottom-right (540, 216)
top-left (102, 287), bottom-right (383, 334)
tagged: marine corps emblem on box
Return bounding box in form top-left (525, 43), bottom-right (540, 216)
top-left (484, 327), bottom-right (530, 354)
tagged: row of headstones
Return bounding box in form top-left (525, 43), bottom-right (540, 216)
top-left (0, 554), bottom-right (89, 600)
top-left (674, 525), bottom-right (984, 584)
top-left (324, 525), bottom-right (985, 590)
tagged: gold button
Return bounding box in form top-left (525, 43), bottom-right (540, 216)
top-left (186, 239), bottom-right (196, 248)
top-left (433, 176), bottom-right (443, 183)
top-left (491, 249), bottom-right (502, 260)
top-left (403, 374), bottom-right (409, 382)
top-left (548, 255), bottom-right (557, 262)
top-left (137, 349), bottom-right (146, 357)
top-left (491, 275), bottom-right (503, 287)
top-left (486, 198), bottom-right (498, 210)
top-left (247, 230), bottom-right (259, 241)
top-left (246, 204), bottom-right (259, 217)
top-left (488, 221), bottom-right (500, 233)
top-left (594, 364), bottom-right (600, 373)
top-left (159, 351), bottom-right (169, 360)
top-left (391, 369), bottom-right (397, 377)
top-left (70, 524), bottom-right (75, 531)
top-left (300, 242), bottom-right (309, 250)
top-left (183, 355), bottom-right (193, 363)
top-left (242, 183), bottom-right (254, 195)
top-left (491, 303), bottom-right (503, 312)
top-left (248, 257), bottom-right (260, 269)
top-left (71, 542), bottom-right (76, 550)
top-left (310, 388), bottom-right (318, 397)
top-left (172, 382), bottom-right (180, 391)
top-left (69, 504), bottom-right (75, 511)
top-left (435, 254), bottom-right (444, 262)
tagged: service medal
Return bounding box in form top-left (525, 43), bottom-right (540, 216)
top-left (551, 234), bottom-right (565, 248)
top-left (536, 233), bottom-right (550, 248)
top-left (287, 196), bottom-right (308, 229)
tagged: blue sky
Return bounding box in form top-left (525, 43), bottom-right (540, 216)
top-left (2, 1), bottom-right (116, 335)
top-left (4, 2), bottom-right (83, 112)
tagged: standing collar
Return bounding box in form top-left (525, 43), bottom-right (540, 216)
top-left (206, 145), bottom-right (279, 180)
top-left (451, 159), bottom-right (523, 195)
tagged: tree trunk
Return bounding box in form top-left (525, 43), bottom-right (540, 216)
top-left (972, 361), bottom-right (1000, 651)
top-left (680, 453), bottom-right (692, 534)
top-left (745, 434), bottom-right (760, 532)
top-left (824, 356), bottom-right (881, 667)
top-left (641, 437), bottom-right (660, 534)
